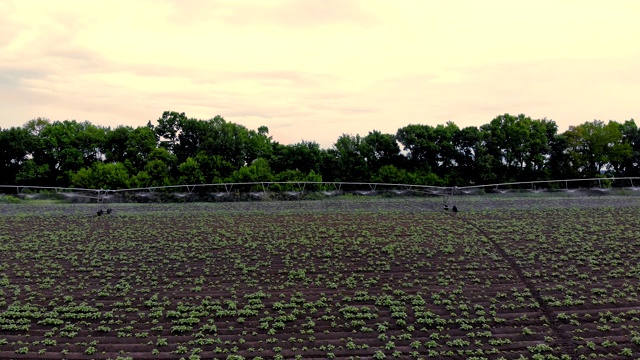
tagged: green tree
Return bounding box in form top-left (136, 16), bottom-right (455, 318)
top-left (154, 111), bottom-right (187, 152)
top-left (396, 122), bottom-right (460, 184)
top-left (269, 141), bottom-right (324, 175)
top-left (327, 134), bottom-right (368, 182)
top-left (546, 133), bottom-right (574, 179)
top-left (564, 120), bottom-right (631, 176)
top-left (371, 165), bottom-right (409, 184)
top-left (272, 169), bottom-right (323, 191)
top-left (362, 130), bottom-right (403, 174)
top-left (142, 147), bottom-right (180, 187)
top-left (193, 152), bottom-right (235, 183)
top-left (209, 120), bottom-right (251, 168)
top-left (123, 126), bottom-right (158, 173)
top-left (617, 119), bottom-right (640, 176)
top-left (451, 126), bottom-right (493, 185)
top-left (6, 112), bottom-right (637, 190)
top-left (480, 114), bottom-right (556, 182)
top-left (177, 157), bottom-right (205, 185)
top-left (172, 116), bottom-right (207, 163)
top-left (166, 114), bottom-right (254, 168)
top-left (228, 158), bottom-right (274, 184)
top-left (246, 126), bottom-right (273, 164)
top-left (431, 122), bottom-right (459, 180)
top-left (33, 120), bottom-right (107, 186)
top-left (15, 160), bottom-right (49, 186)
top-left (133, 148), bottom-right (177, 188)
top-left (70, 162), bottom-right (131, 189)
top-left (396, 124), bottom-right (438, 173)
top-left (135, 161), bottom-right (171, 188)
top-left (104, 125), bottom-right (133, 164)
top-left (23, 117), bottom-right (50, 137)
top-left (0, 126), bottom-right (37, 185)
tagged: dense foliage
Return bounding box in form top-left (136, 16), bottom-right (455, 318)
top-left (1, 111), bottom-right (638, 189)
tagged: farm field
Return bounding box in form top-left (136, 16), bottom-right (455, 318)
top-left (0, 196), bottom-right (639, 359)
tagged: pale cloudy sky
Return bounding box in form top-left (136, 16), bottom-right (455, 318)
top-left (1, 0), bottom-right (639, 147)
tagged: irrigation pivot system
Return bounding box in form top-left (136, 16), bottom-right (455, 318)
top-left (3, 177), bottom-right (640, 207)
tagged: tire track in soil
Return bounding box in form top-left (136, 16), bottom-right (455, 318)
top-left (450, 213), bottom-right (576, 357)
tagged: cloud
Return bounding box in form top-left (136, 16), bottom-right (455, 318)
top-left (359, 56), bottom-right (640, 131)
top-left (0, 68), bottom-right (47, 88)
top-left (1, 0), bottom-right (639, 148)
top-left (0, 4), bottom-right (23, 48)
top-left (5, 52), bottom-right (638, 146)
top-left (163, 0), bottom-right (378, 29)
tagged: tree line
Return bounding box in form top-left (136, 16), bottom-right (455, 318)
top-left (1, 111), bottom-right (638, 190)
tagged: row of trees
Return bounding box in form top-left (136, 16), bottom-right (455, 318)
top-left (1, 111), bottom-right (638, 190)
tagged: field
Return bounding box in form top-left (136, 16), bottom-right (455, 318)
top-left (1, 196), bottom-right (640, 359)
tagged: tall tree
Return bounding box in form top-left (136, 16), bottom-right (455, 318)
top-left (396, 124), bottom-right (438, 173)
top-left (362, 130), bottom-right (403, 173)
top-left (104, 125), bottom-right (133, 164)
top-left (177, 116), bottom-right (252, 168)
top-left (32, 120), bottom-right (107, 186)
top-left (451, 126), bottom-right (485, 185)
top-left (177, 157), bottom-right (206, 185)
top-left (431, 122), bottom-right (459, 180)
top-left (0, 126), bottom-right (37, 185)
top-left (134, 148), bottom-right (176, 188)
top-left (327, 134), bottom-right (368, 182)
top-left (154, 111), bottom-right (187, 153)
top-left (70, 162), bottom-right (132, 189)
top-left (617, 119), bottom-right (640, 176)
top-left (563, 120), bottom-right (631, 176)
top-left (124, 126), bottom-right (158, 173)
top-left (23, 117), bottom-right (50, 137)
top-left (396, 122), bottom-right (459, 183)
top-left (547, 133), bottom-right (574, 179)
top-left (269, 141), bottom-right (324, 175)
top-left (228, 158), bottom-right (274, 185)
top-left (246, 126), bottom-right (273, 164)
top-left (199, 152), bottom-right (235, 183)
top-left (480, 114), bottom-right (556, 182)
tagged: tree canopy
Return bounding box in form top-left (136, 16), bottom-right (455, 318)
top-left (0, 112), bottom-right (636, 190)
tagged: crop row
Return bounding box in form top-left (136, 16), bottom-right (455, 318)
top-left (0, 199), bottom-right (639, 359)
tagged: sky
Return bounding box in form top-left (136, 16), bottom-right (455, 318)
top-left (1, 0), bottom-right (639, 148)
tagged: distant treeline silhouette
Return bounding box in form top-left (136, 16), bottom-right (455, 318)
top-left (1, 111), bottom-right (638, 190)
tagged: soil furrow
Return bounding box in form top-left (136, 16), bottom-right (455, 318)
top-left (456, 214), bottom-right (577, 357)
